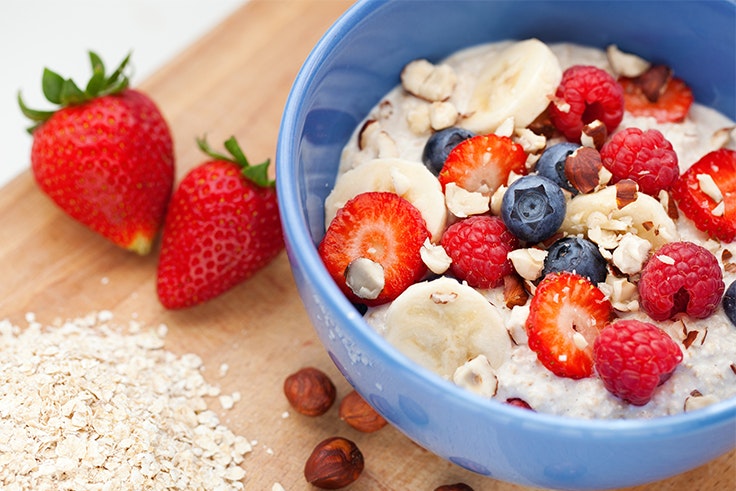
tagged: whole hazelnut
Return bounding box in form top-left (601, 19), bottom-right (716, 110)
top-left (284, 367), bottom-right (336, 416)
top-left (339, 390), bottom-right (388, 433)
top-left (434, 483), bottom-right (474, 491)
top-left (304, 436), bottom-right (364, 489)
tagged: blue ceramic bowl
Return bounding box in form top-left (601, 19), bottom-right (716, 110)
top-left (276, 1), bottom-right (736, 489)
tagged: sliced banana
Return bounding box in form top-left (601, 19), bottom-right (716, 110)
top-left (462, 38), bottom-right (562, 134)
top-left (560, 184), bottom-right (679, 250)
top-left (324, 158), bottom-right (447, 241)
top-left (384, 276), bottom-right (511, 379)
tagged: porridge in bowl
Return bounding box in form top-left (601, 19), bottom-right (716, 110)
top-left (317, 39), bottom-right (736, 419)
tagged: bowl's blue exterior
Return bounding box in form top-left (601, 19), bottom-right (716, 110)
top-left (276, 1), bottom-right (736, 489)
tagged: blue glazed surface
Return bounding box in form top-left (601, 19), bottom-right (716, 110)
top-left (276, 1), bottom-right (736, 489)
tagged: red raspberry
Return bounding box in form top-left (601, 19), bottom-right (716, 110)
top-left (638, 241), bottom-right (724, 321)
top-left (600, 127), bottom-right (679, 196)
top-left (549, 65), bottom-right (625, 143)
top-left (440, 215), bottom-right (518, 289)
top-left (594, 319), bottom-right (683, 406)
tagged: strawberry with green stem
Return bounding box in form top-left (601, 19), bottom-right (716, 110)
top-left (18, 51), bottom-right (175, 254)
top-left (156, 136), bottom-right (284, 309)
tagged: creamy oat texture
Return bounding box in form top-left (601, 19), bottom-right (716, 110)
top-left (0, 312), bottom-right (251, 490)
top-left (331, 41), bottom-right (736, 419)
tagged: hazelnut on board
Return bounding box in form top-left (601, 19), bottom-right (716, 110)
top-left (283, 367), bottom-right (336, 416)
top-left (434, 483), bottom-right (475, 491)
top-left (304, 436), bottom-right (364, 489)
top-left (339, 390), bottom-right (388, 433)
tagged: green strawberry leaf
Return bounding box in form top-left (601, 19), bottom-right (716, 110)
top-left (223, 136), bottom-right (249, 165)
top-left (85, 53), bottom-right (107, 95)
top-left (196, 136), bottom-right (230, 162)
top-left (105, 52), bottom-right (131, 87)
top-left (17, 92), bottom-right (54, 133)
top-left (197, 135), bottom-right (275, 188)
top-left (41, 68), bottom-right (64, 105)
top-left (60, 79), bottom-right (87, 106)
top-left (19, 50), bottom-right (133, 129)
top-left (242, 159), bottom-right (274, 187)
top-left (89, 51), bottom-right (105, 74)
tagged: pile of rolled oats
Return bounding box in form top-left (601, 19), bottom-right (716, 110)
top-left (0, 311), bottom-right (251, 490)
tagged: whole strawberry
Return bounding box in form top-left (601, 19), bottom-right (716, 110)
top-left (156, 136), bottom-right (283, 309)
top-left (18, 52), bottom-right (174, 254)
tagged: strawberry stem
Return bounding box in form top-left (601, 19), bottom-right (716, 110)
top-left (196, 135), bottom-right (274, 188)
top-left (18, 51), bottom-right (131, 132)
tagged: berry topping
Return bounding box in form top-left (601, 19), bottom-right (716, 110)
top-left (638, 241), bottom-right (725, 321)
top-left (440, 215), bottom-right (519, 289)
top-left (724, 280), bottom-right (736, 328)
top-left (541, 236), bottom-right (608, 284)
top-left (599, 127), bottom-right (678, 196)
top-left (526, 272), bottom-right (613, 379)
top-left (549, 65), bottom-right (625, 143)
top-left (500, 175), bottom-right (566, 244)
top-left (594, 319), bottom-right (683, 406)
top-left (438, 134), bottom-right (527, 196)
top-left (535, 142), bottom-right (581, 194)
top-left (422, 126), bottom-right (475, 175)
top-left (671, 148), bottom-right (736, 242)
top-left (318, 191), bottom-right (429, 306)
top-left (619, 65), bottom-right (694, 123)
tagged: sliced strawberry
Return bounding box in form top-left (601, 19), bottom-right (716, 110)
top-left (318, 192), bottom-right (429, 306)
top-left (671, 148), bottom-right (736, 242)
top-left (526, 272), bottom-right (613, 379)
top-left (438, 134), bottom-right (527, 195)
top-left (619, 67), bottom-right (694, 123)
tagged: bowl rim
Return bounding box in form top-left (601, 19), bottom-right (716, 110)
top-left (276, 0), bottom-right (736, 438)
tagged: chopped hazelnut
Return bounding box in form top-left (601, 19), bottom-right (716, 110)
top-left (401, 59), bottom-right (457, 102)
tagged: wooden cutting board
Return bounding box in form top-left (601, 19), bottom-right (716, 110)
top-left (1, 1), bottom-right (733, 489)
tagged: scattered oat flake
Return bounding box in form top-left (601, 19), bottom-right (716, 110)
top-left (0, 312), bottom-right (251, 490)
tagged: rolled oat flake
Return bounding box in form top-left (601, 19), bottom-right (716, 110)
top-left (0, 311), bottom-right (251, 490)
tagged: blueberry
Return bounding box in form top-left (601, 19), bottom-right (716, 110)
top-left (541, 236), bottom-right (608, 284)
top-left (352, 302), bottom-right (368, 316)
top-left (501, 175), bottom-right (566, 244)
top-left (535, 142), bottom-right (581, 194)
top-left (421, 126), bottom-right (475, 175)
top-left (724, 280), bottom-right (736, 327)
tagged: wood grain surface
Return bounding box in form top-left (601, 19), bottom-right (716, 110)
top-left (2, 1), bottom-right (733, 489)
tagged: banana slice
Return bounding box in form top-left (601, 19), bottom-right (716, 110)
top-left (462, 38), bottom-right (562, 134)
top-left (384, 276), bottom-right (511, 378)
top-left (560, 183), bottom-right (679, 250)
top-left (324, 158), bottom-right (447, 241)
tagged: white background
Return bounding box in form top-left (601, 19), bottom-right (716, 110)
top-left (0, 0), bottom-right (245, 187)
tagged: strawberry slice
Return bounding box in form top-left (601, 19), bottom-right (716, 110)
top-left (671, 148), bottom-right (736, 242)
top-left (318, 192), bottom-right (429, 306)
top-left (438, 134), bottom-right (527, 195)
top-left (619, 66), bottom-right (694, 123)
top-left (526, 272), bottom-right (613, 379)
